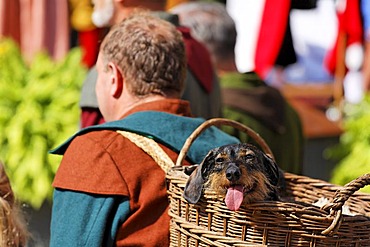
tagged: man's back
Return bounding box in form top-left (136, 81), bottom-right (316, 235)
top-left (51, 103), bottom-right (239, 246)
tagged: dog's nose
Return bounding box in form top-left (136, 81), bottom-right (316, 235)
top-left (226, 163), bottom-right (241, 182)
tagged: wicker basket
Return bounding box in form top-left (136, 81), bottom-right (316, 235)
top-left (167, 118), bottom-right (370, 247)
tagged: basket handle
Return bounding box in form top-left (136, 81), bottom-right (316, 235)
top-left (321, 173), bottom-right (370, 235)
top-left (175, 118), bottom-right (274, 167)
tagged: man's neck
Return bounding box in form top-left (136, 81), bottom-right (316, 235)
top-left (113, 94), bottom-right (168, 121)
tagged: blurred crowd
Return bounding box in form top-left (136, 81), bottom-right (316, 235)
top-left (0, 0), bottom-right (370, 245)
top-left (1, 0), bottom-right (369, 96)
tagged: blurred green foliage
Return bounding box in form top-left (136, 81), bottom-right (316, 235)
top-left (0, 39), bottom-right (86, 208)
top-left (325, 95), bottom-right (370, 193)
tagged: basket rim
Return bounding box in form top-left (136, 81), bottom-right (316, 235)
top-left (175, 118), bottom-right (274, 167)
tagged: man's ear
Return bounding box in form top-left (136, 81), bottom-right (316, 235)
top-left (107, 62), bottom-right (123, 98)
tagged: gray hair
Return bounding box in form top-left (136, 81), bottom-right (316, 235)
top-left (171, 2), bottom-right (237, 62)
top-left (101, 11), bottom-right (186, 98)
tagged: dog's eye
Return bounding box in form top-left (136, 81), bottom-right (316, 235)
top-left (215, 157), bottom-right (224, 163)
top-left (244, 154), bottom-right (254, 160)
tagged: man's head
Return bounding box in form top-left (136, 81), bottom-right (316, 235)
top-left (171, 2), bottom-right (237, 67)
top-left (92, 0), bottom-right (167, 27)
top-left (95, 12), bottom-right (186, 121)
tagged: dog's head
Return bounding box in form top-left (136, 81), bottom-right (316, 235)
top-left (183, 143), bottom-right (281, 211)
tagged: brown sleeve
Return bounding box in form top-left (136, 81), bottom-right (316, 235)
top-left (52, 132), bottom-right (129, 196)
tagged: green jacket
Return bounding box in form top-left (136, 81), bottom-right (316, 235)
top-left (220, 72), bottom-right (304, 174)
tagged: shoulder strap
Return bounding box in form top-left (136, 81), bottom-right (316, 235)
top-left (117, 130), bottom-right (174, 173)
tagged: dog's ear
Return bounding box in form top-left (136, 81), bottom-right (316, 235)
top-left (262, 153), bottom-right (280, 186)
top-left (183, 149), bottom-right (217, 204)
top-left (199, 148), bottom-right (218, 179)
top-left (183, 165), bottom-right (204, 204)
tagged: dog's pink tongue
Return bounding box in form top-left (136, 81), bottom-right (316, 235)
top-left (225, 185), bottom-right (244, 211)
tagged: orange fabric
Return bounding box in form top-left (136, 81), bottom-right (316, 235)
top-left (53, 99), bottom-right (192, 193)
top-left (53, 131), bottom-right (130, 195)
top-left (53, 99), bottom-right (192, 246)
top-left (53, 129), bottom-right (187, 246)
top-left (0, 0), bottom-right (69, 62)
top-left (166, 0), bottom-right (192, 10)
top-left (254, 0), bottom-right (291, 78)
top-left (0, 0), bottom-right (21, 43)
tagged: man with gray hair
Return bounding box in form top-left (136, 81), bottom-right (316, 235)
top-left (171, 2), bottom-right (304, 174)
top-left (50, 11), bottom-right (238, 246)
top-left (80, 0), bottom-right (222, 128)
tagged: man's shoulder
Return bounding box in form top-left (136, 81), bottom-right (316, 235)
top-left (51, 111), bottom-right (239, 164)
top-left (53, 129), bottom-right (131, 195)
top-left (72, 129), bottom-right (121, 148)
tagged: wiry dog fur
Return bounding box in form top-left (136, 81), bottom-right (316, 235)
top-left (183, 143), bottom-right (282, 209)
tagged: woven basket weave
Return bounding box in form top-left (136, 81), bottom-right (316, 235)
top-left (167, 118), bottom-right (370, 247)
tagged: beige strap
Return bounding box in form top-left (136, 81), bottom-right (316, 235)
top-left (117, 130), bottom-right (174, 173)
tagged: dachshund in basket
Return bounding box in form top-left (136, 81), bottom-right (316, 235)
top-left (183, 143), bottom-right (283, 211)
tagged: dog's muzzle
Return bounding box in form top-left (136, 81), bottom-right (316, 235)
top-left (226, 163), bottom-right (241, 182)
top-left (224, 163), bottom-right (244, 211)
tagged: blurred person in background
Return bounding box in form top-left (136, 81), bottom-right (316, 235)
top-left (80, 0), bottom-right (222, 128)
top-left (0, 162), bottom-right (29, 246)
top-left (171, 1), bottom-right (304, 174)
top-left (69, 0), bottom-right (107, 69)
